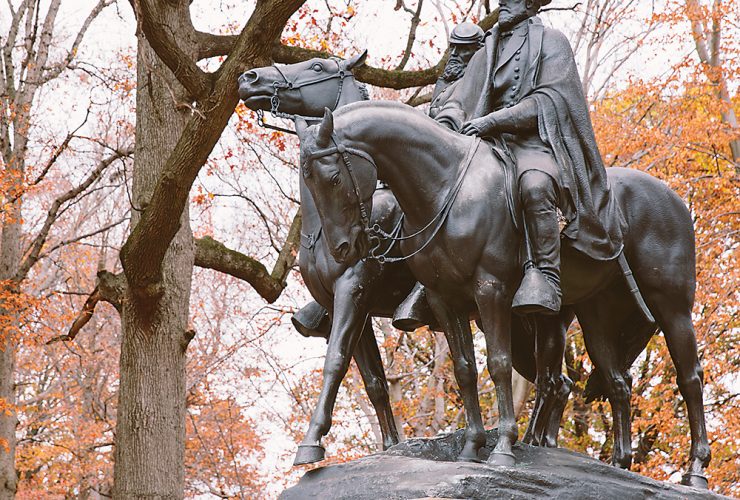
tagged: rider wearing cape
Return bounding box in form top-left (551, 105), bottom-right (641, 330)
top-left (435, 15), bottom-right (625, 264)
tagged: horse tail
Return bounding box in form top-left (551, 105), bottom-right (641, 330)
top-left (583, 310), bottom-right (659, 403)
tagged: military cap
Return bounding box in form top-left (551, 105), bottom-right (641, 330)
top-left (449, 22), bottom-right (485, 45)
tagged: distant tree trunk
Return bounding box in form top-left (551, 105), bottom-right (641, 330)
top-left (0, 132), bottom-right (24, 500)
top-left (0, 284), bottom-right (19, 500)
top-left (112, 25), bottom-right (195, 499)
top-left (685, 0), bottom-right (740, 171)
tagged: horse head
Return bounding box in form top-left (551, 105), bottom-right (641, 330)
top-left (296, 108), bottom-right (378, 264)
top-left (238, 50), bottom-right (368, 117)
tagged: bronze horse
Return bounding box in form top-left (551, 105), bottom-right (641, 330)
top-left (296, 101), bottom-right (710, 485)
top-left (238, 54), bottom-right (556, 465)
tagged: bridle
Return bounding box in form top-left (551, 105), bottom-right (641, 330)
top-left (303, 133), bottom-right (482, 264)
top-left (256, 58), bottom-right (353, 135)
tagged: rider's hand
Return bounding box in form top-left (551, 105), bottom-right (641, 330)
top-left (460, 115), bottom-right (497, 136)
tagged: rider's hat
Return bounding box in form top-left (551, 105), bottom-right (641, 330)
top-left (449, 22), bottom-right (485, 45)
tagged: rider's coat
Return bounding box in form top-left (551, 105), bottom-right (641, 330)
top-left (435, 16), bottom-right (624, 261)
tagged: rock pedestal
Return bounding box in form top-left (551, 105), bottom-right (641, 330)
top-left (281, 430), bottom-right (725, 499)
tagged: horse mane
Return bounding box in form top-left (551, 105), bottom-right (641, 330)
top-left (357, 83), bottom-right (370, 101)
top-left (332, 100), bottom-right (430, 125)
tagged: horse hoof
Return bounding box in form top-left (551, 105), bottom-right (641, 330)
top-left (487, 451), bottom-right (516, 467)
top-left (681, 473), bottom-right (708, 490)
top-left (293, 444), bottom-right (326, 466)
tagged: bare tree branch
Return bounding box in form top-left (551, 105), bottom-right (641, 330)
top-left (395, 0), bottom-right (425, 71)
top-left (16, 147), bottom-right (132, 282)
top-left (47, 286), bottom-right (102, 344)
top-left (41, 0), bottom-right (113, 83)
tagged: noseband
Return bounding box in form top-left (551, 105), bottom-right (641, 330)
top-left (256, 59), bottom-right (353, 135)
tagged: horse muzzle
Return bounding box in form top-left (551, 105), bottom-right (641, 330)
top-left (238, 71), bottom-right (270, 105)
top-left (331, 227), bottom-right (368, 264)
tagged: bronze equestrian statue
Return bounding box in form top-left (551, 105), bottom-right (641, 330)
top-left (239, 14), bottom-right (711, 483)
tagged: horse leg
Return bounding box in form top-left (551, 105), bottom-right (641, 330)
top-left (353, 320), bottom-right (400, 450)
top-left (652, 305), bottom-right (711, 488)
top-left (522, 310), bottom-right (572, 447)
top-left (474, 278), bottom-right (517, 466)
top-left (520, 316), bottom-right (544, 445)
top-left (294, 267), bottom-right (375, 466)
top-left (575, 300), bottom-right (633, 469)
top-left (541, 307), bottom-right (575, 448)
top-left (524, 315), bottom-right (566, 448)
top-left (426, 290), bottom-right (486, 462)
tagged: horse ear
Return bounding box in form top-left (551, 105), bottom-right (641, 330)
top-left (316, 108), bottom-right (334, 148)
top-left (346, 49), bottom-right (368, 70)
top-left (294, 116), bottom-right (309, 137)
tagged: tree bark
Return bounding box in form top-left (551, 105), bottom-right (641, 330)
top-left (112, 13), bottom-right (195, 498)
top-left (0, 289), bottom-right (18, 500)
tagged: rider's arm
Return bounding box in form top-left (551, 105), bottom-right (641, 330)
top-left (460, 98), bottom-right (538, 136)
top-left (483, 98), bottom-right (538, 133)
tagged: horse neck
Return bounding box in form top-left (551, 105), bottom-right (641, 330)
top-left (340, 105), bottom-right (469, 226)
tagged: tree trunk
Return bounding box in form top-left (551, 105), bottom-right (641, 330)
top-left (0, 308), bottom-right (17, 500)
top-left (0, 179), bottom-right (23, 500)
top-left (112, 26), bottom-right (195, 499)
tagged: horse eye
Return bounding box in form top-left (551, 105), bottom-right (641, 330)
top-left (312, 63), bottom-right (323, 72)
top-left (331, 173), bottom-right (341, 186)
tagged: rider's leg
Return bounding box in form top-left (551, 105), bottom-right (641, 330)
top-left (519, 170), bottom-right (561, 307)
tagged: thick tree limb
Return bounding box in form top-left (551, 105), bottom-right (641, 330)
top-left (270, 210), bottom-right (301, 286)
top-left (120, 0), bottom-right (305, 299)
top-left (16, 148), bottom-right (132, 282)
top-left (194, 236), bottom-right (283, 303)
top-left (195, 31), bottom-right (237, 61)
top-left (272, 44), bottom-right (443, 89)
top-left (196, 9), bottom-right (499, 90)
top-left (193, 211), bottom-right (300, 303)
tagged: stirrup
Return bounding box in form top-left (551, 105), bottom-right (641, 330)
top-left (512, 266), bottom-right (560, 315)
top-left (392, 285), bottom-right (436, 331)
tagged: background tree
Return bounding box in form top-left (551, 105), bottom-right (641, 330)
top-left (0, 1), bottom-right (126, 496)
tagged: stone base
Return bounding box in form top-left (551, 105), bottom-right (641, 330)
top-left (281, 430), bottom-right (725, 499)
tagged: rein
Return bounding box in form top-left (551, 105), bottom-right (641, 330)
top-left (256, 59), bottom-right (352, 136)
top-left (304, 135), bottom-right (482, 265)
top-left (369, 137), bottom-right (481, 263)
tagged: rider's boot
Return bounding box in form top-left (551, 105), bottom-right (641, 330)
top-left (513, 171), bottom-right (562, 315)
top-left (392, 282), bottom-right (435, 331)
top-left (291, 301), bottom-right (332, 339)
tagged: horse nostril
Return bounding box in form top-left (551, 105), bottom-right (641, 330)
top-left (240, 71), bottom-right (258, 85)
top-left (336, 242), bottom-right (349, 258)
